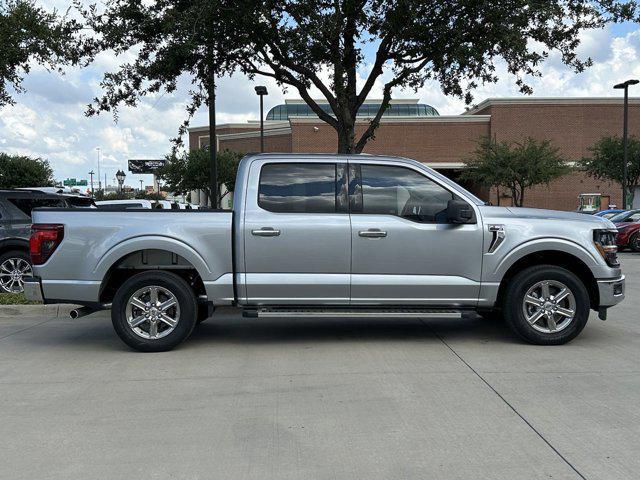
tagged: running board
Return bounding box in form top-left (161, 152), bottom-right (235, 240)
top-left (245, 307), bottom-right (462, 319)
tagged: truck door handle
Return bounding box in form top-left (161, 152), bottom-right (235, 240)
top-left (251, 227), bottom-right (281, 237)
top-left (358, 229), bottom-right (387, 238)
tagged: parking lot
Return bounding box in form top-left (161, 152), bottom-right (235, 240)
top-left (0, 255), bottom-right (637, 479)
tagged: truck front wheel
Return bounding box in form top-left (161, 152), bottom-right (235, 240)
top-left (503, 265), bottom-right (590, 345)
top-left (111, 271), bottom-right (198, 352)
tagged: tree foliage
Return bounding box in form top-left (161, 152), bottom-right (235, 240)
top-left (83, 0), bottom-right (637, 152)
top-left (157, 148), bottom-right (241, 202)
top-left (0, 153), bottom-right (55, 188)
top-left (0, 0), bottom-right (84, 106)
top-left (578, 135), bottom-right (640, 206)
top-left (462, 137), bottom-right (570, 207)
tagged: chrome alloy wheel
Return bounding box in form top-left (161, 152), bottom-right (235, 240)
top-left (125, 286), bottom-right (180, 340)
top-left (522, 280), bottom-right (576, 334)
top-left (0, 258), bottom-right (32, 293)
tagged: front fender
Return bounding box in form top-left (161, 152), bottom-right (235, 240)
top-left (489, 237), bottom-right (602, 282)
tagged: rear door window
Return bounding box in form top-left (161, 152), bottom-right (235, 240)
top-left (258, 163), bottom-right (338, 213)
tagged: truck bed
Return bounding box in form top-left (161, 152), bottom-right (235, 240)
top-left (31, 208), bottom-right (234, 305)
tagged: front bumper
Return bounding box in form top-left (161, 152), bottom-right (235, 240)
top-left (597, 275), bottom-right (625, 308)
top-left (23, 276), bottom-right (44, 303)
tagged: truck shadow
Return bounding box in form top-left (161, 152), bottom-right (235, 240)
top-left (187, 314), bottom-right (514, 346)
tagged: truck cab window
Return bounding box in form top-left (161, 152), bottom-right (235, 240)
top-left (357, 164), bottom-right (459, 223)
top-left (259, 163), bottom-right (338, 213)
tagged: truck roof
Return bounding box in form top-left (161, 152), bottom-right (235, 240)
top-left (0, 189), bottom-right (65, 199)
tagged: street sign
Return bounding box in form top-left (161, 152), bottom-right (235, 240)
top-left (63, 178), bottom-right (88, 186)
top-left (128, 159), bottom-right (166, 174)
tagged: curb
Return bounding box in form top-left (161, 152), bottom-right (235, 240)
top-left (0, 304), bottom-right (81, 318)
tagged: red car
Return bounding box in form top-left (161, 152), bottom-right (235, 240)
top-left (613, 209), bottom-right (640, 251)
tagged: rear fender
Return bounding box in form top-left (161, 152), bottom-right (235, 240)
top-left (94, 235), bottom-right (213, 281)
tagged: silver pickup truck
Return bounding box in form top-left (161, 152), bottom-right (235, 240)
top-left (25, 153), bottom-right (625, 351)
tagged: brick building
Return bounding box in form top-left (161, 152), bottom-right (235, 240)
top-left (188, 97), bottom-right (640, 211)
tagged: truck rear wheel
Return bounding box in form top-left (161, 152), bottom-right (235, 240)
top-left (111, 271), bottom-right (197, 352)
top-left (503, 265), bottom-right (590, 345)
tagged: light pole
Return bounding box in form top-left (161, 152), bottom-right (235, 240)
top-left (96, 147), bottom-right (102, 192)
top-left (88, 170), bottom-right (95, 195)
top-left (116, 169), bottom-right (126, 197)
top-left (614, 79), bottom-right (639, 209)
top-left (255, 86), bottom-right (268, 153)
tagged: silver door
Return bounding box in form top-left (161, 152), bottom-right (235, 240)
top-left (243, 158), bottom-right (351, 304)
top-left (349, 160), bottom-right (484, 306)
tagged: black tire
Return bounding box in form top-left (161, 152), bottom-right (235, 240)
top-left (0, 249), bottom-right (32, 294)
top-left (630, 232), bottom-right (640, 253)
top-left (111, 271), bottom-right (197, 352)
top-left (502, 265), bottom-right (590, 345)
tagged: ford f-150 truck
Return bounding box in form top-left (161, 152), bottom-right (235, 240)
top-left (24, 154), bottom-right (625, 351)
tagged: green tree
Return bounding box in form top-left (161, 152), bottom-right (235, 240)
top-left (578, 136), bottom-right (640, 207)
top-left (0, 153), bottom-right (54, 188)
top-left (83, 0), bottom-right (636, 153)
top-left (157, 149), bottom-right (241, 203)
top-left (462, 137), bottom-right (570, 207)
top-left (134, 191), bottom-right (165, 201)
top-left (0, 0), bottom-right (84, 106)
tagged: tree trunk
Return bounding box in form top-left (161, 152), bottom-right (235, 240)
top-left (337, 123), bottom-right (356, 153)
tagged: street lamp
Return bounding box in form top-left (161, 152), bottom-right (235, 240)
top-left (96, 147), bottom-right (102, 191)
top-left (116, 169), bottom-right (126, 195)
top-left (613, 79), bottom-right (639, 209)
top-left (88, 170), bottom-right (95, 195)
top-left (255, 86), bottom-right (268, 153)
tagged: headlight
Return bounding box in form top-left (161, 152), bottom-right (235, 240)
top-left (593, 229), bottom-right (619, 267)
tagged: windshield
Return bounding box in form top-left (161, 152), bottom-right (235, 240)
top-left (610, 210), bottom-right (640, 223)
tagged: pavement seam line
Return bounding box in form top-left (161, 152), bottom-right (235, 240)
top-left (420, 319), bottom-right (587, 480)
top-left (0, 318), bottom-right (55, 341)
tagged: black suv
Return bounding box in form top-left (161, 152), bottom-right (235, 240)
top-left (0, 190), bottom-right (71, 293)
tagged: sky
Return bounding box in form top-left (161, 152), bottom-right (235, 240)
top-left (1, 4), bottom-right (639, 188)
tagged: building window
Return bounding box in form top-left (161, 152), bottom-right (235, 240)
top-left (258, 163), bottom-right (338, 213)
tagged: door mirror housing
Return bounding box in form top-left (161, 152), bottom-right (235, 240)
top-left (447, 199), bottom-right (475, 224)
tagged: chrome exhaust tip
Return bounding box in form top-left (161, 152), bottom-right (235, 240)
top-left (69, 306), bottom-right (95, 319)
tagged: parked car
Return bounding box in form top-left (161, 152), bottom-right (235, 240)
top-left (595, 209), bottom-right (625, 219)
top-left (96, 199), bottom-right (155, 210)
top-left (611, 209), bottom-right (640, 252)
top-left (616, 222), bottom-right (640, 251)
top-left (0, 190), bottom-right (69, 293)
top-left (610, 209), bottom-right (640, 225)
top-left (19, 187), bottom-right (95, 208)
top-left (25, 153), bottom-right (625, 351)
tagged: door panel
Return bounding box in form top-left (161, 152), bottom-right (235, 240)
top-left (243, 160), bottom-right (351, 304)
top-left (349, 162), bottom-right (483, 306)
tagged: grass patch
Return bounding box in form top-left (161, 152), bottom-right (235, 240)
top-left (0, 293), bottom-right (41, 305)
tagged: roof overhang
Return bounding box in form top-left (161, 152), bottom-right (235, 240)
top-left (188, 121), bottom-right (289, 134)
top-left (288, 115), bottom-right (490, 124)
top-left (465, 96), bottom-right (640, 114)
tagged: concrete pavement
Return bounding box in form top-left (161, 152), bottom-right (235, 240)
top-left (0, 255), bottom-right (638, 479)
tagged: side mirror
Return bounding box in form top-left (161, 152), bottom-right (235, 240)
top-left (447, 199), bottom-right (475, 224)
